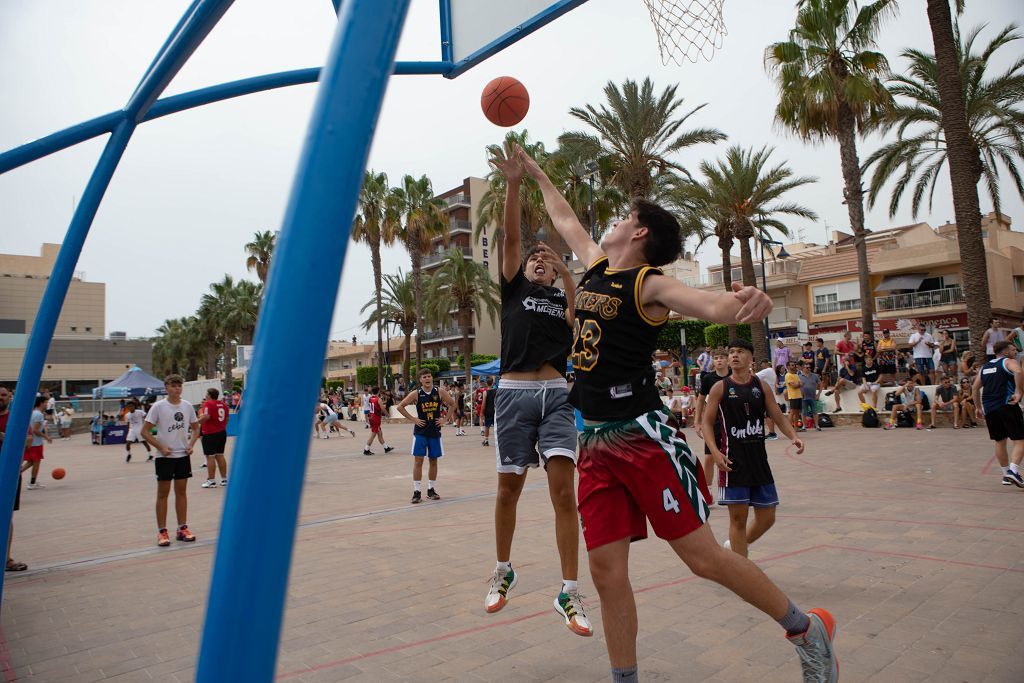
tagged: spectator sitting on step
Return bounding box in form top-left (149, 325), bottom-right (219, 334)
top-left (824, 355), bottom-right (860, 412)
top-left (884, 377), bottom-right (925, 430)
top-left (929, 375), bottom-right (961, 430)
top-left (958, 378), bottom-right (978, 427)
top-left (857, 355), bottom-right (881, 410)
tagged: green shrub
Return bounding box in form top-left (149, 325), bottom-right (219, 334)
top-left (703, 323), bottom-right (751, 349)
top-left (657, 319), bottom-right (711, 352)
top-left (355, 366), bottom-right (379, 387)
top-left (457, 353), bottom-right (498, 368)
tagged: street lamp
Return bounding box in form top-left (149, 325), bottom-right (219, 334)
top-left (584, 161), bottom-right (599, 238)
top-left (758, 236), bottom-right (788, 356)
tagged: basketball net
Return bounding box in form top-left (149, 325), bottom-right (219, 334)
top-left (642, 0), bottom-right (727, 65)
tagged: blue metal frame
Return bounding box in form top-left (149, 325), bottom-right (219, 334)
top-left (194, 2), bottom-right (410, 679)
top-left (439, 0), bottom-right (454, 62)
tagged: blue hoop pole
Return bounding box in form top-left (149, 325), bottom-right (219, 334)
top-left (195, 0), bottom-right (411, 679)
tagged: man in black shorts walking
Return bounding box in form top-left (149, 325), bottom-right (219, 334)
top-left (973, 341), bottom-right (1024, 487)
top-left (518, 144), bottom-right (837, 683)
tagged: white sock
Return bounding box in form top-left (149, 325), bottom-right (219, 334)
top-left (413, 481), bottom-right (421, 492)
top-left (428, 480), bottom-right (436, 489)
top-left (496, 560), bottom-right (511, 573)
top-left (1011, 463), bottom-right (1020, 475)
top-left (562, 579), bottom-right (578, 594)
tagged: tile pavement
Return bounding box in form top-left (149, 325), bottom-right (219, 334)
top-left (1, 419), bottom-right (1022, 681)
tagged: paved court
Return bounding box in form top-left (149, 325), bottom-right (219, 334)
top-left (1, 419), bottom-right (1022, 682)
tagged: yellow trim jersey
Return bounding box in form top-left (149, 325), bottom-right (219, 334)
top-left (570, 257), bottom-right (668, 421)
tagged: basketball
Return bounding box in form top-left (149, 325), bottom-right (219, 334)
top-left (52, 467), bottom-right (66, 480)
top-left (481, 76), bottom-right (529, 127)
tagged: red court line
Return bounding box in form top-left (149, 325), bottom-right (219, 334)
top-left (0, 624), bottom-right (16, 683)
top-left (778, 513), bottom-right (1024, 533)
top-left (820, 544), bottom-right (1024, 573)
top-left (982, 454), bottom-right (998, 475)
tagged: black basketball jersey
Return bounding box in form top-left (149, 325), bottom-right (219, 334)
top-left (500, 268), bottom-right (571, 375)
top-left (715, 375), bottom-right (774, 488)
top-left (980, 356), bottom-right (1015, 414)
top-left (414, 387), bottom-right (442, 438)
top-left (570, 257), bottom-right (666, 421)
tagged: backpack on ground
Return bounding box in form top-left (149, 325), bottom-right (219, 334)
top-left (884, 392), bottom-right (900, 411)
top-left (818, 413), bottom-right (834, 428)
top-left (896, 410), bottom-right (916, 428)
top-left (861, 407), bottom-right (879, 428)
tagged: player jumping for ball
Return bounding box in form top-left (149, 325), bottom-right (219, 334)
top-left (516, 145), bottom-right (837, 683)
top-left (484, 142), bottom-right (591, 637)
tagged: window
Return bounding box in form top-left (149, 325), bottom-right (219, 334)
top-left (425, 349), bottom-right (434, 359)
top-left (1015, 276), bottom-right (1024, 293)
top-left (812, 282), bottom-right (860, 315)
top-left (440, 347), bottom-right (448, 357)
top-left (85, 327), bottom-right (92, 332)
top-left (70, 326), bottom-right (77, 332)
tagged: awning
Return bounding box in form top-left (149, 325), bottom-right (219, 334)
top-left (874, 273), bottom-right (927, 292)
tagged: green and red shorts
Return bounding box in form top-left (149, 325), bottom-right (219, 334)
top-left (577, 408), bottom-right (711, 550)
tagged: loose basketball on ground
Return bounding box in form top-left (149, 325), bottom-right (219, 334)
top-left (52, 467), bottom-right (66, 480)
top-left (481, 76), bottom-right (529, 127)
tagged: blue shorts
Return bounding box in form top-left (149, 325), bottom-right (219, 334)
top-left (801, 398), bottom-right (817, 416)
top-left (914, 357), bottom-right (935, 372)
top-left (717, 482), bottom-right (779, 507)
top-left (412, 435), bottom-right (443, 459)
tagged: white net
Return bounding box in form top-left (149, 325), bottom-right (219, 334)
top-left (642, 0), bottom-right (727, 65)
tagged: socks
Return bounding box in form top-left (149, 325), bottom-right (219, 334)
top-left (611, 665), bottom-right (638, 683)
top-left (178, 523), bottom-right (188, 530)
top-left (428, 480), bottom-right (436, 490)
top-left (1011, 463), bottom-right (1020, 474)
top-left (562, 579), bottom-right (578, 594)
top-left (413, 481), bottom-right (422, 492)
top-left (777, 599), bottom-right (811, 636)
top-left (159, 527), bottom-right (167, 533)
top-left (496, 560), bottom-right (511, 574)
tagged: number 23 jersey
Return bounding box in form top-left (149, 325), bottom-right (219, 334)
top-left (571, 257), bottom-right (667, 421)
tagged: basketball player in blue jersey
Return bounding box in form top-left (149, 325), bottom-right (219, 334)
top-left (516, 145), bottom-right (837, 683)
top-left (397, 369), bottom-right (456, 504)
top-left (972, 341), bottom-right (1024, 488)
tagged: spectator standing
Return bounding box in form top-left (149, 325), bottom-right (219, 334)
top-left (908, 323), bottom-right (938, 384)
top-left (798, 361), bottom-right (822, 431)
top-left (360, 387), bottom-right (371, 428)
top-left (0, 387), bottom-right (28, 572)
top-left (24, 396), bottom-right (52, 489)
top-left (784, 360), bottom-right (803, 432)
top-left (835, 331), bottom-right (855, 368)
top-left (696, 345), bottom-right (714, 374)
top-left (813, 338), bottom-right (832, 389)
top-left (982, 318), bottom-right (1006, 361)
top-left (800, 342), bottom-right (815, 368)
top-left (772, 338), bottom-right (790, 371)
top-left (755, 359), bottom-right (780, 440)
top-left (938, 329), bottom-right (958, 380)
top-left (876, 329), bottom-right (898, 385)
top-left (1007, 318), bottom-right (1024, 353)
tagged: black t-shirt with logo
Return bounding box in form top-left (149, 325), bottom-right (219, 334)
top-left (716, 376), bottom-right (774, 488)
top-left (500, 267), bottom-right (571, 376)
top-left (861, 365), bottom-right (880, 384)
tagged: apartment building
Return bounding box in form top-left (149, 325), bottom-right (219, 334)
top-left (685, 212), bottom-right (1023, 346)
top-left (323, 336), bottom-right (409, 389)
top-left (0, 243), bottom-right (152, 395)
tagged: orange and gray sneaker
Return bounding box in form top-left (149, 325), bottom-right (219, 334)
top-left (157, 529), bottom-right (171, 547)
top-left (176, 525), bottom-right (196, 542)
top-left (554, 589), bottom-right (593, 637)
top-left (787, 607), bottom-right (838, 682)
top-left (484, 566), bottom-right (518, 613)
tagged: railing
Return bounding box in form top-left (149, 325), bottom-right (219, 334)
top-left (423, 246), bottom-right (473, 267)
top-left (421, 326), bottom-right (474, 341)
top-left (690, 260), bottom-right (802, 288)
top-left (875, 285), bottom-right (965, 313)
top-left (768, 307), bottom-right (803, 324)
top-left (813, 299), bottom-right (861, 315)
top-left (444, 194), bottom-right (470, 207)
top-left (449, 219), bottom-right (471, 234)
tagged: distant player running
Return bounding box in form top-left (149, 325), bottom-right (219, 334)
top-left (484, 143), bottom-right (590, 637)
top-left (363, 386), bottom-right (394, 456)
top-left (703, 340), bottom-right (804, 557)
top-left (517, 144), bottom-right (837, 683)
top-left (123, 399), bottom-right (152, 463)
top-left (397, 370), bottom-right (455, 503)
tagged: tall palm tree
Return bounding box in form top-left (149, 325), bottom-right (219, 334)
top-left (392, 174), bottom-right (449, 368)
top-left (925, 0), bottom-right (1003, 360)
top-left (426, 248), bottom-right (500, 389)
top-left (153, 317), bottom-right (205, 380)
top-left (227, 279), bottom-right (262, 346)
top-left (864, 23), bottom-right (1024, 218)
top-left (360, 269), bottom-right (418, 379)
top-left (688, 146), bottom-right (819, 360)
top-left (559, 77), bottom-right (726, 199)
top-left (767, 0), bottom-right (896, 336)
top-left (244, 230), bottom-right (276, 284)
top-left (201, 275), bottom-right (240, 393)
top-left (352, 170), bottom-right (399, 387)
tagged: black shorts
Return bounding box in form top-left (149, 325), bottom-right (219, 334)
top-left (788, 398), bottom-right (802, 411)
top-left (879, 364), bottom-right (896, 374)
top-left (154, 456), bottom-right (192, 481)
top-left (985, 405), bottom-right (1024, 442)
top-left (201, 431), bottom-right (227, 456)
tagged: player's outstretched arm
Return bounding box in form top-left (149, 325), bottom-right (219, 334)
top-left (514, 144), bottom-right (603, 268)
top-left (491, 142), bottom-right (525, 283)
top-left (642, 274), bottom-right (772, 325)
top-left (701, 382), bottom-right (731, 472)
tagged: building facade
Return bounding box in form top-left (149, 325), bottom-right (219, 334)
top-left (0, 243), bottom-right (152, 395)
top-left (323, 336), bottom-right (409, 390)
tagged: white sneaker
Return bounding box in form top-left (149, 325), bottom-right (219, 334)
top-left (485, 567), bottom-right (518, 613)
top-left (220, 479), bottom-right (228, 487)
top-left (554, 589), bottom-right (593, 637)
top-left (201, 479), bottom-right (217, 488)
top-left (26, 483), bottom-right (44, 490)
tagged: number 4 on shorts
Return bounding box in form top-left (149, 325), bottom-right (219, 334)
top-left (662, 488), bottom-right (680, 514)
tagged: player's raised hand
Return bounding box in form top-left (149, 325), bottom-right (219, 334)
top-left (731, 282), bottom-right (773, 322)
top-left (488, 141), bottom-right (524, 182)
top-left (513, 144), bottom-right (545, 180)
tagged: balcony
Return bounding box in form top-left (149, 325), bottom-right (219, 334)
top-left (688, 260), bottom-right (802, 290)
top-left (421, 326), bottom-right (475, 342)
top-left (768, 306), bottom-right (803, 326)
top-left (449, 219), bottom-right (471, 235)
top-left (873, 237), bottom-right (960, 272)
top-left (875, 285), bottom-right (965, 313)
top-left (813, 299), bottom-right (861, 315)
top-left (423, 246), bottom-right (473, 268)
top-left (444, 194), bottom-right (470, 208)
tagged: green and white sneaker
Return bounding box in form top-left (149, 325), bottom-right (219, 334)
top-left (554, 589), bottom-right (593, 637)
top-left (484, 567), bottom-right (517, 613)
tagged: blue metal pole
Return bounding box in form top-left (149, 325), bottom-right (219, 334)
top-left (195, 0), bottom-right (411, 680)
top-left (439, 0), bottom-right (453, 62)
top-left (0, 112), bottom-right (122, 175)
top-left (0, 119), bottom-right (136, 605)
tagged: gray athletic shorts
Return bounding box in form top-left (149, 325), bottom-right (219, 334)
top-left (494, 378), bottom-right (578, 475)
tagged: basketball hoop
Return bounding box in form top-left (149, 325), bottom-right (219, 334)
top-left (642, 0), bottom-right (727, 65)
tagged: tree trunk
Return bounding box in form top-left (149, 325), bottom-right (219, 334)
top-left (718, 232), bottom-right (736, 343)
top-left (737, 235), bottom-right (767, 361)
top-left (205, 342), bottom-right (217, 380)
top-left (222, 338), bottom-right (234, 394)
top-left (927, 0), bottom-right (991, 362)
top-left (371, 240), bottom-right (385, 388)
top-left (461, 308), bottom-right (473, 392)
top-left (411, 237), bottom-right (424, 371)
top-left (835, 104), bottom-right (874, 337)
top-left (402, 325), bottom-right (414, 379)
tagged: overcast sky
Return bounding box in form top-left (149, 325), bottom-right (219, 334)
top-left (1, 0), bottom-right (1021, 342)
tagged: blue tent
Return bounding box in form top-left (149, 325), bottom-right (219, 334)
top-left (92, 366), bottom-right (166, 398)
top-left (470, 358), bottom-right (574, 377)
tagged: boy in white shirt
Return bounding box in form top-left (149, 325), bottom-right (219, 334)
top-left (143, 375), bottom-right (200, 547)
top-left (124, 399), bottom-right (152, 462)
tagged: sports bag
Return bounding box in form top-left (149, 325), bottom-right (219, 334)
top-left (862, 408), bottom-right (879, 428)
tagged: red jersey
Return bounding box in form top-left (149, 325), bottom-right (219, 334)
top-left (200, 399), bottom-right (229, 435)
top-left (369, 395), bottom-right (382, 417)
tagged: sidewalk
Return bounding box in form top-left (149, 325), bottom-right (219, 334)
top-left (2, 423), bottom-right (1021, 682)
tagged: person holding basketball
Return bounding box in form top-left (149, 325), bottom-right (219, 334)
top-left (516, 144), bottom-right (837, 683)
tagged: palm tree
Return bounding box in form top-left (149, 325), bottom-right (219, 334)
top-left (547, 142), bottom-right (626, 243)
top-left (227, 279), bottom-right (262, 346)
top-left (559, 77), bottom-right (726, 199)
top-left (153, 317), bottom-right (205, 380)
top-left (352, 170), bottom-right (399, 387)
top-left (201, 275), bottom-right (240, 393)
top-left (767, 0), bottom-right (896, 337)
top-left (244, 230), bottom-right (276, 284)
top-left (688, 146), bottom-right (819, 360)
top-left (360, 269), bottom-right (418, 379)
top-left (426, 248), bottom-right (500, 389)
top-left (392, 174), bottom-right (449, 368)
top-left (926, 2), bottom-right (1005, 360)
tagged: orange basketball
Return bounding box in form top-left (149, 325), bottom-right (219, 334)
top-left (51, 467), bottom-right (66, 480)
top-left (481, 76), bottom-right (529, 127)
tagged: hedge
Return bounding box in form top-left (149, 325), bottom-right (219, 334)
top-left (456, 353), bottom-right (497, 368)
top-left (703, 323), bottom-right (751, 349)
top-left (657, 319), bottom-right (711, 353)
